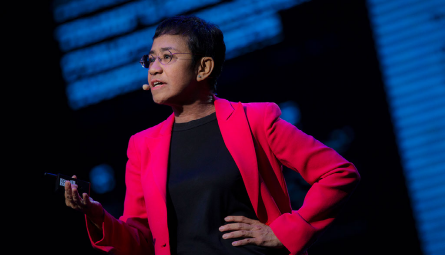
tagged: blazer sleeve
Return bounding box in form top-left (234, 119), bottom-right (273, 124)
top-left (85, 135), bottom-right (154, 255)
top-left (264, 103), bottom-right (360, 255)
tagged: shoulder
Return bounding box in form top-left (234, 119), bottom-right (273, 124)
top-left (215, 96), bottom-right (280, 115)
top-left (240, 101), bottom-right (282, 121)
top-left (234, 101), bottom-right (283, 134)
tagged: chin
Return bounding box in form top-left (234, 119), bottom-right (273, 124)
top-left (152, 97), bottom-right (166, 105)
top-left (152, 94), bottom-right (172, 106)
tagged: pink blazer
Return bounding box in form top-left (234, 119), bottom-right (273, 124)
top-left (86, 97), bottom-right (360, 255)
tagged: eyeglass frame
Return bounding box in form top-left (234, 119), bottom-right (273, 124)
top-left (139, 49), bottom-right (201, 69)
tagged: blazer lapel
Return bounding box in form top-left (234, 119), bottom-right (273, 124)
top-left (214, 97), bottom-right (260, 216)
top-left (144, 114), bottom-right (175, 203)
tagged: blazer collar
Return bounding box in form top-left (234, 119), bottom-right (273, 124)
top-left (214, 96), bottom-right (235, 120)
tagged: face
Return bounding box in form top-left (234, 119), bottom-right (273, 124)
top-left (147, 34), bottom-right (200, 106)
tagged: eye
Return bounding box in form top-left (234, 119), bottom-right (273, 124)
top-left (162, 54), bottom-right (172, 60)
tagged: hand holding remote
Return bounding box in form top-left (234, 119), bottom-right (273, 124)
top-left (65, 175), bottom-right (104, 229)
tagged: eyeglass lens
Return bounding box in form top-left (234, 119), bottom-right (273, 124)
top-left (140, 51), bottom-right (173, 68)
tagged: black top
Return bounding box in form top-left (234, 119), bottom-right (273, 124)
top-left (166, 113), bottom-right (286, 255)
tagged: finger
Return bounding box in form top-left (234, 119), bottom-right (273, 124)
top-left (232, 238), bottom-right (257, 246)
top-left (222, 230), bottom-right (253, 240)
top-left (65, 181), bottom-right (73, 204)
top-left (219, 223), bottom-right (251, 232)
top-left (71, 184), bottom-right (82, 204)
top-left (82, 193), bottom-right (91, 206)
top-left (142, 84), bottom-right (150, 90)
top-left (72, 175), bottom-right (77, 179)
top-left (65, 180), bottom-right (71, 195)
top-left (225, 216), bottom-right (257, 224)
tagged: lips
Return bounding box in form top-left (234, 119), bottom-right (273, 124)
top-left (150, 79), bottom-right (166, 89)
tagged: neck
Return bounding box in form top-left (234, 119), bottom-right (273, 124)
top-left (172, 95), bottom-right (215, 123)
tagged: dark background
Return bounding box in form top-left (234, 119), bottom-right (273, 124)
top-left (23, 0), bottom-right (422, 254)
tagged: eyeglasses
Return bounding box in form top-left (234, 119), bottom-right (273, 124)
top-left (139, 50), bottom-right (195, 69)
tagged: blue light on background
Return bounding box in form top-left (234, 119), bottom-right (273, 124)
top-left (278, 100), bottom-right (354, 154)
top-left (323, 126), bottom-right (354, 154)
top-left (367, 0), bottom-right (445, 254)
top-left (89, 164), bottom-right (116, 194)
top-left (53, 0), bottom-right (130, 23)
top-left (279, 101), bottom-right (301, 125)
top-left (52, 0), bottom-right (311, 110)
top-left (54, 0), bottom-right (223, 52)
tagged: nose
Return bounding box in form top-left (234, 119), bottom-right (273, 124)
top-left (149, 57), bottom-right (163, 76)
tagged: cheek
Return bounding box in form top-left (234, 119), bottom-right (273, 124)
top-left (170, 66), bottom-right (196, 88)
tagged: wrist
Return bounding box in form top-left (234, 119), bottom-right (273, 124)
top-left (86, 207), bottom-right (105, 227)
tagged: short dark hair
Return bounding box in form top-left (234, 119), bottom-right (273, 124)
top-left (153, 16), bottom-right (226, 92)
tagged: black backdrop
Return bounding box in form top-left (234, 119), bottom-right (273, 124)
top-left (24, 0), bottom-right (423, 254)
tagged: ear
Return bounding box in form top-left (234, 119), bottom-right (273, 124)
top-left (196, 57), bottom-right (214, 82)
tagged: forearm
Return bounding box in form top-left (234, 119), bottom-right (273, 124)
top-left (85, 210), bottom-right (154, 255)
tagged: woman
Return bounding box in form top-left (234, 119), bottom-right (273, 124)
top-left (64, 16), bottom-right (360, 255)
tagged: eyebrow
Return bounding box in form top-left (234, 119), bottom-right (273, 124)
top-left (149, 47), bottom-right (178, 54)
